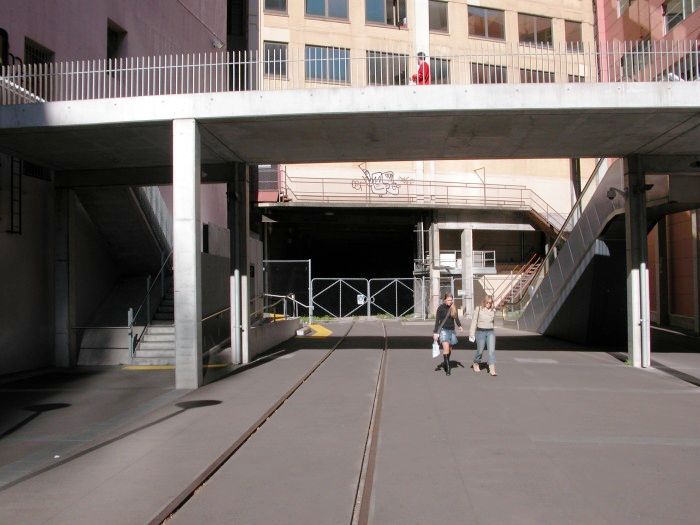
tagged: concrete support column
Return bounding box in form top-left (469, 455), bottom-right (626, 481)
top-left (657, 216), bottom-right (670, 326)
top-left (429, 222), bottom-right (441, 313)
top-left (173, 118), bottom-right (202, 389)
top-left (624, 156), bottom-right (650, 368)
top-left (693, 211), bottom-right (700, 333)
top-left (54, 189), bottom-right (76, 367)
top-left (461, 228), bottom-right (474, 319)
top-left (412, 0), bottom-right (429, 56)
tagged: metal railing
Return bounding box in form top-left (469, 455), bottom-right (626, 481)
top-left (502, 157), bottom-right (610, 321)
top-left (2, 41), bottom-right (698, 105)
top-left (280, 174), bottom-right (566, 231)
top-left (128, 251), bottom-right (173, 357)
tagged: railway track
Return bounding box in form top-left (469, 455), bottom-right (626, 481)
top-left (155, 319), bottom-right (389, 525)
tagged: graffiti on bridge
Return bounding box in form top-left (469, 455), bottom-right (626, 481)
top-left (352, 166), bottom-right (413, 197)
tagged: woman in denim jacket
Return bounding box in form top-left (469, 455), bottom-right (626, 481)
top-left (432, 293), bottom-right (463, 376)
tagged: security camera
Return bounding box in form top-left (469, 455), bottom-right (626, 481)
top-left (606, 187), bottom-right (627, 200)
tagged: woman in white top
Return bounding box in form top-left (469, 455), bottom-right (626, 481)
top-left (469, 295), bottom-right (497, 376)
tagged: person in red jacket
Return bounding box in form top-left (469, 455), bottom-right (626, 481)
top-left (411, 51), bottom-right (431, 85)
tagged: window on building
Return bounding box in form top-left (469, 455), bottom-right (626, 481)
top-left (429, 1), bottom-right (449, 33)
top-left (306, 0), bottom-right (348, 19)
top-left (568, 74), bottom-right (585, 83)
top-left (565, 20), bottom-right (582, 51)
top-left (366, 50), bottom-right (409, 85)
top-left (366, 0), bottom-right (407, 27)
top-left (431, 57), bottom-right (450, 84)
top-left (468, 6), bottom-right (505, 40)
top-left (618, 0), bottom-right (631, 16)
top-left (471, 63), bottom-right (507, 84)
top-left (306, 45), bottom-right (350, 83)
top-left (24, 38), bottom-right (54, 64)
top-left (264, 41), bottom-right (288, 77)
top-left (265, 0), bottom-right (287, 12)
top-left (518, 13), bottom-right (552, 46)
top-left (0, 28), bottom-right (8, 66)
top-left (107, 21), bottom-right (127, 59)
top-left (663, 0), bottom-right (700, 33)
top-left (520, 68), bottom-right (554, 83)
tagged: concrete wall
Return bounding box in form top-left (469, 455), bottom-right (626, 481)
top-left (0, 169), bottom-right (54, 374)
top-left (2, 0), bottom-right (227, 64)
top-left (72, 198), bottom-right (121, 328)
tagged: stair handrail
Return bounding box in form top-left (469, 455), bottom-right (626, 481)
top-left (503, 157), bottom-right (609, 320)
top-left (128, 250), bottom-right (174, 357)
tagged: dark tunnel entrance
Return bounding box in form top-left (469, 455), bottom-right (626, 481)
top-left (263, 208), bottom-right (425, 279)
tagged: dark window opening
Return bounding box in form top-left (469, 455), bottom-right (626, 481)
top-left (429, 1), bottom-right (448, 33)
top-left (366, 0), bottom-right (407, 27)
top-left (518, 13), bottom-right (552, 47)
top-left (24, 38), bottom-right (54, 65)
top-left (265, 0), bottom-right (287, 12)
top-left (107, 21), bottom-right (127, 60)
top-left (468, 6), bottom-right (505, 40)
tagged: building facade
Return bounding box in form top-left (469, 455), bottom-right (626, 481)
top-left (596, 0), bottom-right (700, 333)
top-left (253, 0), bottom-right (598, 315)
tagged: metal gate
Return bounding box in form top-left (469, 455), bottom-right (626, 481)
top-left (311, 277), bottom-right (427, 321)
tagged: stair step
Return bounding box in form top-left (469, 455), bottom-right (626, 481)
top-left (134, 349), bottom-right (175, 358)
top-left (141, 334), bottom-right (175, 343)
top-left (158, 306), bottom-right (174, 313)
top-left (139, 341), bottom-right (175, 351)
top-left (146, 324), bottom-right (174, 334)
top-left (154, 313), bottom-right (174, 320)
top-left (131, 357), bottom-right (175, 366)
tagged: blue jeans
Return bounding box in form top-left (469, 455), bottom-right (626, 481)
top-left (439, 329), bottom-right (458, 346)
top-left (474, 329), bottom-right (496, 365)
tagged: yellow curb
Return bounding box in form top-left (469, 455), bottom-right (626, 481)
top-left (308, 324), bottom-right (332, 337)
top-left (123, 364), bottom-right (230, 370)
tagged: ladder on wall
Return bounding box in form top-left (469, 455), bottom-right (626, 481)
top-left (6, 157), bottom-right (22, 234)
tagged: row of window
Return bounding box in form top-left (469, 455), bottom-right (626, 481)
top-left (265, 1), bottom-right (583, 47)
top-left (263, 42), bottom-right (585, 84)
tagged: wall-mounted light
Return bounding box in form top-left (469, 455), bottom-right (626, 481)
top-left (212, 38), bottom-right (224, 49)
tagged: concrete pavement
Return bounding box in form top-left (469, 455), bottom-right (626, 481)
top-left (0, 319), bottom-right (697, 524)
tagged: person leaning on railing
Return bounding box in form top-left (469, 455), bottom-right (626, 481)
top-left (411, 51), bottom-right (431, 85)
top-left (469, 295), bottom-right (498, 376)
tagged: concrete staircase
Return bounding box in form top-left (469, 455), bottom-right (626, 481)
top-left (133, 290), bottom-right (175, 365)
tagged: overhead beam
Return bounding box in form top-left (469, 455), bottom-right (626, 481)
top-left (55, 164), bottom-right (235, 187)
top-left (638, 155), bottom-right (700, 174)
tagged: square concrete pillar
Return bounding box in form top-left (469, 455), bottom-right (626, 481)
top-left (54, 188), bottom-right (76, 367)
top-left (693, 211), bottom-right (700, 333)
top-left (412, 0), bottom-right (429, 56)
top-left (429, 222), bottom-right (441, 313)
top-left (624, 156), bottom-right (650, 368)
top-left (461, 228), bottom-right (474, 319)
top-left (173, 119), bottom-right (202, 389)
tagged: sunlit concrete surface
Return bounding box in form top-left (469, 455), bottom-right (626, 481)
top-left (0, 320), bottom-right (698, 524)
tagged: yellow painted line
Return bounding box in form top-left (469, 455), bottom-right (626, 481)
top-left (123, 364), bottom-right (230, 371)
top-left (309, 324), bottom-right (332, 337)
top-left (123, 365), bottom-right (174, 370)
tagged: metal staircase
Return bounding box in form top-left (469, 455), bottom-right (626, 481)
top-left (497, 254), bottom-right (543, 308)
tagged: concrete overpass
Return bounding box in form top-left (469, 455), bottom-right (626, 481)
top-left (0, 84), bottom-right (700, 173)
top-left (1, 78), bottom-right (700, 388)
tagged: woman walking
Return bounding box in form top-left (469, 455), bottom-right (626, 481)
top-left (469, 295), bottom-right (498, 376)
top-left (433, 293), bottom-right (463, 376)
